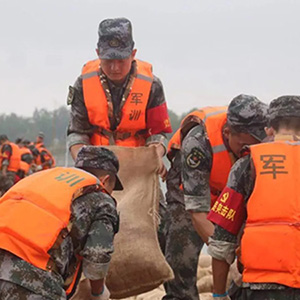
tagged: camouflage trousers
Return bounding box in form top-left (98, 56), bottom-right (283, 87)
top-left (241, 287), bottom-right (300, 300)
top-left (0, 280), bottom-right (54, 300)
top-left (0, 171), bottom-right (15, 196)
top-left (162, 202), bottom-right (204, 300)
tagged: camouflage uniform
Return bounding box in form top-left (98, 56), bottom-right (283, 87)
top-left (208, 96), bottom-right (300, 300)
top-left (163, 152), bottom-right (204, 300)
top-left (0, 146), bottom-right (121, 300)
top-left (0, 143), bottom-right (16, 194)
top-left (163, 95), bottom-right (267, 300)
top-left (67, 18), bottom-right (171, 150)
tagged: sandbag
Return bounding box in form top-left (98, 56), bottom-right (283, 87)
top-left (197, 274), bottom-right (213, 293)
top-left (105, 146), bottom-right (174, 298)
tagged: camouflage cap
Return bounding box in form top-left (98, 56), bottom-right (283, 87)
top-left (38, 131), bottom-right (44, 139)
top-left (75, 146), bottom-right (123, 190)
top-left (227, 94), bottom-right (268, 141)
top-left (97, 17), bottom-right (134, 60)
top-left (0, 134), bottom-right (8, 142)
top-left (268, 95), bottom-right (300, 122)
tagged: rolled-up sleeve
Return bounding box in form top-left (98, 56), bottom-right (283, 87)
top-left (145, 76), bottom-right (172, 150)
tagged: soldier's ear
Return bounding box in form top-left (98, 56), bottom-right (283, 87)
top-left (96, 48), bottom-right (100, 57)
top-left (265, 127), bottom-right (274, 137)
top-left (223, 126), bottom-right (230, 139)
top-left (131, 49), bottom-right (137, 60)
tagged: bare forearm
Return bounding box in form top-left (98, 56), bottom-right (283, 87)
top-left (90, 278), bottom-right (105, 295)
top-left (212, 257), bottom-right (230, 294)
top-left (191, 212), bottom-right (214, 244)
top-left (70, 144), bottom-right (85, 161)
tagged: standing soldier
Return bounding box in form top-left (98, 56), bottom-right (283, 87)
top-left (0, 146), bottom-right (121, 300)
top-left (208, 96), bottom-right (300, 300)
top-left (0, 135), bottom-right (21, 195)
top-left (163, 95), bottom-right (268, 300)
top-left (67, 17), bottom-right (172, 177)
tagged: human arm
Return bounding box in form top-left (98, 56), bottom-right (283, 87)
top-left (145, 76), bottom-right (172, 180)
top-left (181, 123), bottom-right (213, 243)
top-left (71, 191), bottom-right (119, 298)
top-left (67, 77), bottom-right (94, 157)
top-left (1, 144), bottom-right (12, 176)
top-left (39, 149), bottom-right (54, 169)
top-left (207, 156), bottom-right (254, 296)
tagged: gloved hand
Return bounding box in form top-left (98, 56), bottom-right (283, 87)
top-left (90, 284), bottom-right (110, 300)
top-left (36, 165), bottom-right (43, 171)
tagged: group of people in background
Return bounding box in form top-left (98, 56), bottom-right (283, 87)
top-left (0, 16), bottom-right (299, 300)
top-left (0, 132), bottom-right (55, 196)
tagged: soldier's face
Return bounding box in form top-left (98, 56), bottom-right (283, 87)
top-left (100, 49), bottom-right (137, 84)
top-left (227, 132), bottom-right (260, 157)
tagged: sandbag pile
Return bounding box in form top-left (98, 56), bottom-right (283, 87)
top-left (120, 255), bottom-right (240, 300)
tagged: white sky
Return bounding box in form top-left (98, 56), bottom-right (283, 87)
top-left (1, 0), bottom-right (299, 116)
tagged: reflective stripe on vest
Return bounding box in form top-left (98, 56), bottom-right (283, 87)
top-left (167, 107), bottom-right (232, 205)
top-left (0, 142), bottom-right (21, 172)
top-left (241, 141), bottom-right (300, 287)
top-left (82, 59), bottom-right (153, 147)
top-left (0, 167), bottom-right (100, 291)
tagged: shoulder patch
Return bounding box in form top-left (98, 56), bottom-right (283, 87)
top-left (67, 86), bottom-right (75, 105)
top-left (186, 147), bottom-right (204, 168)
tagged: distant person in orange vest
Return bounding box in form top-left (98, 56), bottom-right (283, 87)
top-left (0, 134), bottom-right (21, 195)
top-left (163, 95), bottom-right (268, 300)
top-left (0, 146), bottom-right (122, 300)
top-left (15, 138), bottom-right (34, 179)
top-left (207, 95), bottom-right (300, 300)
top-left (35, 132), bottom-right (56, 170)
top-left (66, 17), bottom-right (172, 180)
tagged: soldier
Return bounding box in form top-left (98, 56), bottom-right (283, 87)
top-left (163, 95), bottom-right (268, 300)
top-left (0, 134), bottom-right (21, 195)
top-left (207, 95), bottom-right (300, 300)
top-left (34, 133), bottom-right (56, 170)
top-left (0, 146), bottom-right (121, 300)
top-left (16, 138), bottom-right (34, 178)
top-left (66, 17), bottom-right (172, 179)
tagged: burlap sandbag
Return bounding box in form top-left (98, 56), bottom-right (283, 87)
top-left (106, 146), bottom-right (173, 298)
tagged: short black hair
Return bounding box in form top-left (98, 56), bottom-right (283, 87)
top-left (0, 134), bottom-right (8, 142)
top-left (270, 117), bottom-right (300, 132)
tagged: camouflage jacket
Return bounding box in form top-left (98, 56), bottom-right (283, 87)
top-left (181, 123), bottom-right (236, 212)
top-left (67, 60), bottom-right (170, 150)
top-left (0, 190), bottom-right (119, 299)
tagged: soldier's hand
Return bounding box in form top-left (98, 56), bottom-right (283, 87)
top-left (90, 284), bottom-right (110, 300)
top-left (158, 158), bottom-right (167, 182)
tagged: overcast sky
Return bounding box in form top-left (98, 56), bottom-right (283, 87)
top-left (1, 0), bottom-right (299, 116)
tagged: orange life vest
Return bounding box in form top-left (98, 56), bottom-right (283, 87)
top-left (241, 141), bottom-right (300, 288)
top-left (0, 167), bottom-right (100, 294)
top-left (19, 147), bottom-right (32, 175)
top-left (0, 141), bottom-right (21, 172)
top-left (82, 59), bottom-right (153, 147)
top-left (168, 107), bottom-right (233, 205)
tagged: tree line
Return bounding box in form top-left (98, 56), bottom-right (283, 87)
top-left (0, 106), bottom-right (196, 150)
